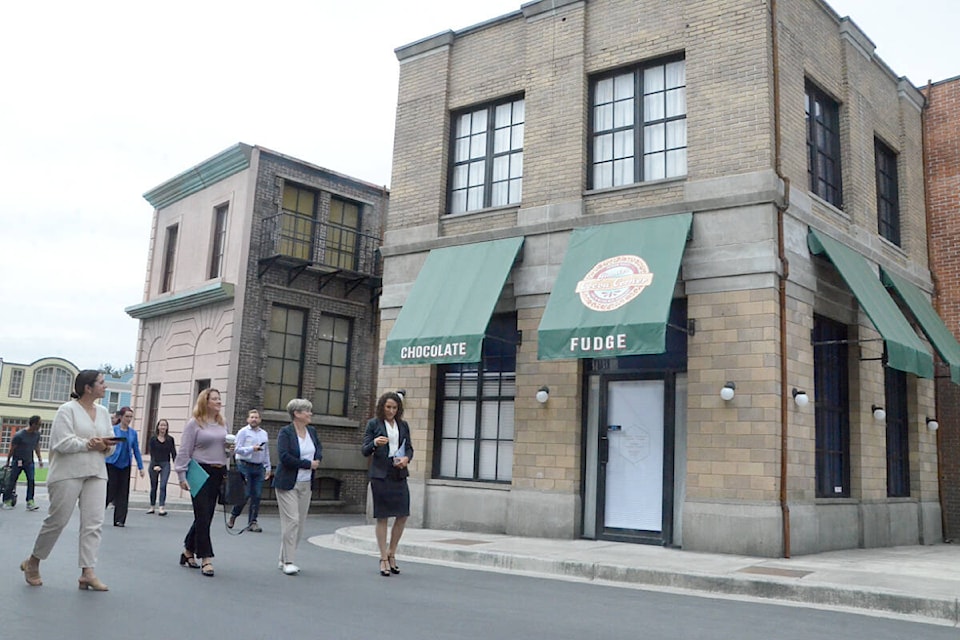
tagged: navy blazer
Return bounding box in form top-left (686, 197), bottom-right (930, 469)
top-left (361, 418), bottom-right (413, 479)
top-left (272, 424), bottom-right (322, 491)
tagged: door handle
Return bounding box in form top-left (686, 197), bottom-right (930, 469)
top-left (599, 436), bottom-right (609, 464)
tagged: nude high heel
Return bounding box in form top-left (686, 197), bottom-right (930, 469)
top-left (20, 560), bottom-right (42, 586)
top-left (78, 575), bottom-right (109, 591)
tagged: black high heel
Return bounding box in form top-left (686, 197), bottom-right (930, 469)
top-left (180, 552), bottom-right (199, 569)
top-left (379, 559), bottom-right (391, 577)
top-left (388, 555), bottom-right (400, 575)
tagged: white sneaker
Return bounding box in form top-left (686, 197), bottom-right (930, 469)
top-left (282, 563), bottom-right (300, 575)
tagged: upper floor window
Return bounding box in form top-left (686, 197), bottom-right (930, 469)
top-left (325, 197), bottom-right (360, 270)
top-left (8, 368), bottom-right (24, 397)
top-left (450, 97), bottom-right (524, 214)
top-left (805, 81), bottom-right (843, 208)
top-left (209, 203), bottom-right (229, 279)
top-left (875, 139), bottom-right (901, 246)
top-left (280, 184), bottom-right (317, 261)
top-left (161, 224), bottom-right (179, 293)
top-left (31, 366), bottom-right (72, 403)
top-left (590, 58), bottom-right (687, 189)
top-left (265, 305), bottom-right (306, 411)
top-left (313, 314), bottom-right (351, 416)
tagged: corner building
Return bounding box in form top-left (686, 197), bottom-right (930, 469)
top-left (380, 0), bottom-right (959, 556)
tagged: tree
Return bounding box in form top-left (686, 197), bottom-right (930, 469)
top-left (99, 363), bottom-right (134, 376)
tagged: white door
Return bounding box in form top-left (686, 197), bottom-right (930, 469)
top-left (604, 380), bottom-right (664, 531)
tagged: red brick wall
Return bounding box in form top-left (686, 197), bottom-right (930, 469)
top-left (924, 77), bottom-right (960, 539)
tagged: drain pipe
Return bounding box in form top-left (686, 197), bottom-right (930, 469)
top-left (771, 0), bottom-right (791, 559)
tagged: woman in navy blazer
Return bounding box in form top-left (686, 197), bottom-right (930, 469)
top-left (272, 398), bottom-right (322, 576)
top-left (362, 391), bottom-right (413, 577)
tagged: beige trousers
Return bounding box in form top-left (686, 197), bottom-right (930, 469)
top-left (33, 476), bottom-right (107, 568)
top-left (276, 481), bottom-right (311, 565)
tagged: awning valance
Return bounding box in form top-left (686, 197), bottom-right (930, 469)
top-left (807, 229), bottom-right (933, 378)
top-left (538, 213), bottom-right (692, 360)
top-left (383, 236), bottom-right (524, 366)
top-left (881, 268), bottom-right (960, 385)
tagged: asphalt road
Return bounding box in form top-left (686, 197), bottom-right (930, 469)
top-left (0, 503), bottom-right (953, 640)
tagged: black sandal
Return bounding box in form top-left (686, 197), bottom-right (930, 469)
top-left (179, 552), bottom-right (200, 569)
top-left (388, 555), bottom-right (400, 575)
top-left (379, 559), bottom-right (390, 577)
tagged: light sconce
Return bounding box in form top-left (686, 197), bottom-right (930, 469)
top-left (871, 404), bottom-right (886, 422)
top-left (792, 388), bottom-right (809, 408)
top-left (720, 382), bottom-right (736, 401)
top-left (535, 386), bottom-right (550, 404)
top-left (927, 417), bottom-right (940, 431)
top-left (395, 389), bottom-right (406, 401)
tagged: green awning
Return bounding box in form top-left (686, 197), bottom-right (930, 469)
top-left (808, 229), bottom-right (933, 378)
top-left (538, 213), bottom-right (692, 360)
top-left (882, 268), bottom-right (960, 385)
top-left (383, 236), bottom-right (524, 365)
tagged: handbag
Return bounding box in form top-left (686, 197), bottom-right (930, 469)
top-left (218, 468), bottom-right (246, 506)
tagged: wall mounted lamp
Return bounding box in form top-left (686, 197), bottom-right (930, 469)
top-left (871, 404), bottom-right (886, 422)
top-left (720, 382), bottom-right (736, 401)
top-left (792, 388), bottom-right (809, 408)
top-left (395, 389), bottom-right (406, 401)
top-left (535, 386), bottom-right (550, 404)
top-left (927, 417), bottom-right (940, 431)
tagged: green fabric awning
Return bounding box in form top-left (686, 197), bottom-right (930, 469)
top-left (383, 237), bottom-right (524, 365)
top-left (807, 229), bottom-right (933, 378)
top-left (882, 268), bottom-right (960, 385)
top-left (538, 213), bottom-right (692, 360)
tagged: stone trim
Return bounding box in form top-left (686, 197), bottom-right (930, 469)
top-left (125, 281), bottom-right (234, 319)
top-left (143, 144), bottom-right (252, 209)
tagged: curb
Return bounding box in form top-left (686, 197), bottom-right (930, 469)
top-left (326, 528), bottom-right (960, 625)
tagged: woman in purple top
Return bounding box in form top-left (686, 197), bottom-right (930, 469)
top-left (174, 388), bottom-right (231, 577)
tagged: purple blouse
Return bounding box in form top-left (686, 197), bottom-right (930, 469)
top-left (174, 417), bottom-right (228, 483)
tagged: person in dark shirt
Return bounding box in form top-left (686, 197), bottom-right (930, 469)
top-left (147, 419), bottom-right (177, 515)
top-left (4, 415), bottom-right (44, 511)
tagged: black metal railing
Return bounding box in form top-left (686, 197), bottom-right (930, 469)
top-left (260, 211), bottom-right (381, 277)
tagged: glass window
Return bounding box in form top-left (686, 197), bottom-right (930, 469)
top-left (435, 314), bottom-right (517, 482)
top-left (161, 225), bottom-right (179, 293)
top-left (107, 391), bottom-right (120, 414)
top-left (813, 315), bottom-right (850, 498)
top-left (590, 59), bottom-right (686, 189)
top-left (884, 367), bottom-right (910, 497)
top-left (31, 366), bottom-right (73, 403)
top-left (264, 306), bottom-right (306, 411)
top-left (324, 197), bottom-right (360, 270)
top-left (806, 81), bottom-right (843, 208)
top-left (209, 203), bottom-right (229, 279)
top-left (9, 368), bottom-right (24, 397)
top-left (313, 314), bottom-right (351, 416)
top-left (875, 139), bottom-right (901, 246)
top-left (280, 184), bottom-right (317, 261)
top-left (450, 97), bottom-right (524, 214)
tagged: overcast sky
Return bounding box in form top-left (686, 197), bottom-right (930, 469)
top-left (0, 0), bottom-right (956, 371)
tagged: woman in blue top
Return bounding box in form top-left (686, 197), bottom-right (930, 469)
top-left (104, 406), bottom-right (144, 527)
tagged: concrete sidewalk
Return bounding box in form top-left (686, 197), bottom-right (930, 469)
top-left (315, 525), bottom-right (960, 626)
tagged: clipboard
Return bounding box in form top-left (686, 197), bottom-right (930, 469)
top-left (186, 459), bottom-right (209, 497)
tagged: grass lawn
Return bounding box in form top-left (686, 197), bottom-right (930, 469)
top-left (10, 466), bottom-right (48, 483)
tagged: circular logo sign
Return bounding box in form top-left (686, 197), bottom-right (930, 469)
top-left (575, 255), bottom-right (653, 312)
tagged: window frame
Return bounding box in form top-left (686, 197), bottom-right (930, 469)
top-left (589, 56), bottom-right (687, 189)
top-left (312, 313), bottom-right (352, 417)
top-left (433, 313), bottom-right (518, 483)
top-left (805, 80), bottom-right (843, 209)
top-left (31, 366), bottom-right (73, 403)
top-left (874, 138), bottom-right (901, 246)
top-left (160, 224), bottom-right (179, 293)
top-left (280, 183), bottom-right (318, 262)
top-left (813, 315), bottom-right (851, 498)
top-left (264, 305), bottom-right (307, 411)
top-left (209, 203), bottom-right (229, 279)
top-left (884, 366), bottom-right (910, 497)
top-left (448, 95), bottom-right (525, 215)
top-left (8, 368), bottom-right (24, 398)
top-left (324, 197), bottom-right (362, 271)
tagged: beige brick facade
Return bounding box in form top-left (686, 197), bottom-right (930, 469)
top-left (381, 0), bottom-right (941, 556)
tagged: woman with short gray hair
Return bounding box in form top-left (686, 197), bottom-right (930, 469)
top-left (272, 398), bottom-right (322, 575)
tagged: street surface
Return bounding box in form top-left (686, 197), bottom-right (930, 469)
top-left (0, 503), bottom-right (954, 639)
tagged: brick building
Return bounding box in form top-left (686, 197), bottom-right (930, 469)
top-left (377, 0), bottom-right (959, 556)
top-left (127, 144), bottom-right (388, 511)
top-left (923, 76), bottom-right (960, 540)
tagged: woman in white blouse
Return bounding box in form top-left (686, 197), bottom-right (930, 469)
top-left (20, 370), bottom-right (115, 590)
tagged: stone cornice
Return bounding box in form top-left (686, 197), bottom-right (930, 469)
top-left (125, 281), bottom-right (235, 319)
top-left (143, 144), bottom-right (252, 209)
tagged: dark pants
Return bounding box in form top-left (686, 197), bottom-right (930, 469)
top-left (12, 460), bottom-right (35, 502)
top-left (149, 461), bottom-right (171, 507)
top-left (231, 461), bottom-right (265, 524)
top-left (184, 464), bottom-right (225, 558)
top-left (105, 463), bottom-right (131, 525)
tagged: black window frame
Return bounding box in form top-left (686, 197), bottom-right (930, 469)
top-left (884, 366), bottom-right (910, 497)
top-left (589, 56), bottom-right (687, 189)
top-left (448, 95), bottom-right (525, 215)
top-left (312, 313), bottom-right (352, 417)
top-left (875, 138), bottom-right (901, 246)
top-left (324, 196), bottom-right (362, 271)
top-left (433, 313), bottom-right (518, 482)
top-left (280, 182), bottom-right (319, 262)
top-left (209, 203), bottom-right (229, 279)
top-left (813, 315), bottom-right (850, 498)
top-left (160, 224), bottom-right (179, 293)
top-left (264, 305), bottom-right (307, 411)
top-left (805, 81), bottom-right (843, 209)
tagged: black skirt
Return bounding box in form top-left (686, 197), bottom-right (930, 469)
top-left (370, 473), bottom-right (410, 519)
